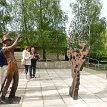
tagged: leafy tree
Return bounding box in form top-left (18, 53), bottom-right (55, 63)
top-left (9, 0), bottom-right (67, 60)
top-left (0, 0), bottom-right (11, 36)
top-left (69, 0), bottom-right (106, 59)
top-left (29, 0), bottom-right (67, 59)
top-left (18, 0), bottom-right (66, 59)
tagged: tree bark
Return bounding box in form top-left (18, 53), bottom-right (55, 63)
top-left (43, 48), bottom-right (46, 60)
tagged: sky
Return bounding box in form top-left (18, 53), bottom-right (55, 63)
top-left (60, 0), bottom-right (107, 34)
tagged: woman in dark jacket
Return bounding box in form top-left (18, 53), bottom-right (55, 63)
top-left (29, 47), bottom-right (40, 78)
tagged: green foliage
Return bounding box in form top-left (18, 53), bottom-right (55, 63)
top-left (10, 0), bottom-right (68, 59)
top-left (69, 0), bottom-right (106, 59)
top-left (90, 17), bottom-right (106, 59)
top-left (0, 0), bottom-right (11, 36)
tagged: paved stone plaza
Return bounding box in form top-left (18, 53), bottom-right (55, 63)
top-left (1, 68), bottom-right (107, 107)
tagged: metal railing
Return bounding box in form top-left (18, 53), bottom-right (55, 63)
top-left (86, 57), bottom-right (107, 70)
top-left (85, 57), bottom-right (107, 79)
top-left (86, 57), bottom-right (100, 69)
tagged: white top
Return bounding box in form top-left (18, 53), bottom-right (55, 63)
top-left (22, 50), bottom-right (32, 65)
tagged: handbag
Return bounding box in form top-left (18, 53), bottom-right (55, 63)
top-left (21, 59), bottom-right (26, 65)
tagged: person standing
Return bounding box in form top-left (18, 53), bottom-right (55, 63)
top-left (0, 35), bottom-right (22, 103)
top-left (30, 47), bottom-right (40, 78)
top-left (22, 46), bottom-right (32, 79)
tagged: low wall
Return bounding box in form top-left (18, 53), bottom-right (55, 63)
top-left (37, 61), bottom-right (71, 69)
top-left (18, 61), bottom-right (71, 69)
top-left (15, 52), bottom-right (71, 69)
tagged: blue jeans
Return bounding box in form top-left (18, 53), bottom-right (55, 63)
top-left (29, 61), bottom-right (36, 77)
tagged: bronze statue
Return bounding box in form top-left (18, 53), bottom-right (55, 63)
top-left (0, 35), bottom-right (22, 104)
top-left (69, 42), bottom-right (89, 100)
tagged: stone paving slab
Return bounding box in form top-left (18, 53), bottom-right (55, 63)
top-left (1, 68), bottom-right (107, 107)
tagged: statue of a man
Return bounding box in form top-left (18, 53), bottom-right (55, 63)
top-left (0, 35), bottom-right (22, 103)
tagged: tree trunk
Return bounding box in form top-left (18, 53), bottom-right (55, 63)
top-left (43, 49), bottom-right (46, 60)
top-left (57, 53), bottom-right (59, 61)
top-left (65, 48), bottom-right (69, 61)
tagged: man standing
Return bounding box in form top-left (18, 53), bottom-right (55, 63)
top-left (0, 35), bottom-right (22, 103)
